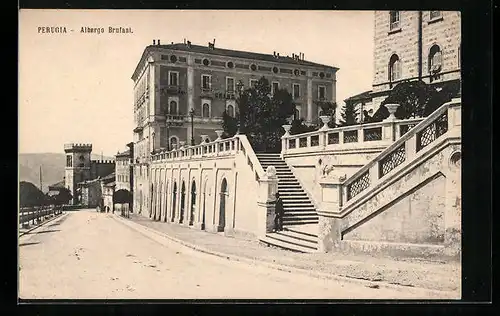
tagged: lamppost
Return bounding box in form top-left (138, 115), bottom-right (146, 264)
top-left (236, 81), bottom-right (244, 135)
top-left (189, 108), bottom-right (195, 146)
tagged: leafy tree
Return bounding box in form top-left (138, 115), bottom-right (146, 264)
top-left (338, 101), bottom-right (359, 126)
top-left (371, 80), bottom-right (457, 122)
top-left (52, 188), bottom-right (73, 206)
top-left (20, 181), bottom-right (47, 207)
top-left (221, 110), bottom-right (238, 138)
top-left (315, 100), bottom-right (338, 128)
top-left (221, 77), bottom-right (296, 152)
top-left (290, 118), bottom-right (317, 135)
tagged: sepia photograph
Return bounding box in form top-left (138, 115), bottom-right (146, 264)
top-left (18, 9), bottom-right (462, 300)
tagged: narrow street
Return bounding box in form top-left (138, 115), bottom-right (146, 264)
top-left (19, 210), bottom-right (423, 299)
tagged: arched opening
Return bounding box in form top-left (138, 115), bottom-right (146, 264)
top-left (428, 44), bottom-right (442, 82)
top-left (171, 182), bottom-right (177, 222)
top-left (389, 54), bottom-right (401, 84)
top-left (227, 105), bottom-right (235, 117)
top-left (169, 136), bottom-right (178, 150)
top-left (179, 181), bottom-right (186, 224)
top-left (164, 181), bottom-right (169, 222)
top-left (218, 178), bottom-right (228, 232)
top-left (169, 100), bottom-right (178, 115)
top-left (202, 103), bottom-right (210, 118)
top-left (189, 180), bottom-right (197, 226)
top-left (150, 183), bottom-right (154, 218)
top-left (138, 189), bottom-right (143, 214)
top-left (201, 179), bottom-right (208, 230)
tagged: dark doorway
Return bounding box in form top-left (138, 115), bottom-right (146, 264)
top-left (189, 181), bottom-right (197, 226)
top-left (201, 180), bottom-right (207, 230)
top-left (180, 181), bottom-right (186, 223)
top-left (218, 178), bottom-right (227, 232)
top-left (171, 182), bottom-right (177, 222)
top-left (150, 184), bottom-right (154, 218)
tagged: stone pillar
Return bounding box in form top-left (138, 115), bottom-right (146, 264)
top-left (281, 124), bottom-right (291, 158)
top-left (307, 78), bottom-right (313, 123)
top-left (187, 61), bottom-right (194, 112)
top-left (443, 147), bottom-right (462, 259)
top-left (317, 177), bottom-right (344, 253)
top-left (256, 167), bottom-right (278, 238)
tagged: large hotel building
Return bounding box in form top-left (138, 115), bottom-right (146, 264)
top-left (131, 40), bottom-right (338, 214)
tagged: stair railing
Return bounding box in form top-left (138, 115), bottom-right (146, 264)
top-left (318, 98), bottom-right (461, 217)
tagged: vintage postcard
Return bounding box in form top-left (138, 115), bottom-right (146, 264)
top-left (18, 9), bottom-right (462, 300)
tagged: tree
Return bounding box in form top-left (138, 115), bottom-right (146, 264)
top-left (290, 118), bottom-right (317, 135)
top-left (371, 80), bottom-right (457, 122)
top-left (20, 181), bottom-right (47, 207)
top-left (221, 77), bottom-right (296, 152)
top-left (52, 188), bottom-right (73, 206)
top-left (338, 101), bottom-right (359, 126)
top-left (221, 110), bottom-right (238, 138)
top-left (315, 100), bottom-right (338, 128)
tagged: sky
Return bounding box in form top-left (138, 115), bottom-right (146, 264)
top-left (19, 10), bottom-right (374, 157)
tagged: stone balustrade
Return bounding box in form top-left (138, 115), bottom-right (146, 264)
top-left (318, 98), bottom-right (461, 218)
top-left (281, 114), bottom-right (425, 157)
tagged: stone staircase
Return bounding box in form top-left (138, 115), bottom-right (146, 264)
top-left (255, 153), bottom-right (318, 253)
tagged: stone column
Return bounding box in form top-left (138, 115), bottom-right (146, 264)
top-left (307, 77), bottom-right (313, 123)
top-left (317, 177), bottom-right (344, 253)
top-left (281, 124), bottom-right (292, 158)
top-left (187, 56), bottom-right (195, 112)
top-left (256, 167), bottom-right (278, 238)
top-left (382, 104), bottom-right (399, 142)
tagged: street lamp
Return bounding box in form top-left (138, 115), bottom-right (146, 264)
top-left (189, 108), bottom-right (195, 146)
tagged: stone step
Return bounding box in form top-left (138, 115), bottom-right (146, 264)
top-left (283, 215), bottom-right (319, 222)
top-left (284, 210), bottom-right (317, 215)
top-left (278, 192), bottom-right (307, 197)
top-left (282, 196), bottom-right (309, 201)
top-left (275, 229), bottom-right (318, 244)
top-left (260, 234), bottom-right (317, 253)
top-left (283, 203), bottom-right (315, 208)
top-left (286, 227), bottom-right (319, 238)
top-left (278, 179), bottom-right (300, 183)
top-left (283, 220), bottom-right (319, 226)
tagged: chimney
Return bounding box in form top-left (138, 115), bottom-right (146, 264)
top-left (183, 38), bottom-right (186, 44)
top-left (158, 39), bottom-right (161, 45)
top-left (277, 52), bottom-right (279, 57)
top-left (273, 51), bottom-right (276, 57)
top-left (171, 41), bottom-right (173, 44)
top-left (187, 40), bottom-right (191, 48)
top-left (213, 38), bottom-right (216, 46)
top-left (153, 39), bottom-right (156, 45)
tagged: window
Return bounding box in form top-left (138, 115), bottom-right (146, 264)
top-left (389, 11), bottom-right (400, 31)
top-left (294, 106), bottom-right (301, 120)
top-left (318, 86), bottom-right (326, 99)
top-left (169, 100), bottom-right (178, 114)
top-left (389, 54), bottom-right (401, 82)
top-left (169, 136), bottom-right (178, 149)
top-left (293, 83), bottom-right (301, 99)
top-left (272, 82), bottom-right (280, 95)
top-left (202, 75), bottom-right (211, 90)
top-left (429, 44), bottom-right (442, 74)
top-left (66, 155), bottom-right (72, 167)
top-left (250, 79), bottom-right (258, 88)
top-left (202, 103), bottom-right (211, 118)
top-left (429, 11), bottom-right (441, 20)
top-left (227, 104), bottom-right (235, 117)
top-left (169, 71), bottom-right (179, 86)
top-left (226, 77), bottom-right (235, 93)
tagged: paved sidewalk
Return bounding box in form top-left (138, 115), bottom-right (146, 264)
top-left (121, 213), bottom-right (460, 295)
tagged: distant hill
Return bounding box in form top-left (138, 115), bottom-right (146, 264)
top-left (19, 153), bottom-right (114, 193)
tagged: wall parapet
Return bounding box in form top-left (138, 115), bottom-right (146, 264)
top-left (281, 117), bottom-right (424, 157)
top-left (317, 97), bottom-right (461, 218)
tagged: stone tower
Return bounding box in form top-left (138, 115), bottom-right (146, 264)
top-left (64, 143), bottom-right (93, 204)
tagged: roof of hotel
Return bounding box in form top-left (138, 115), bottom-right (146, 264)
top-left (132, 43), bottom-right (339, 80)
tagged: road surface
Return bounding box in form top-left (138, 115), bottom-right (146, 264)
top-left (19, 210), bottom-right (427, 299)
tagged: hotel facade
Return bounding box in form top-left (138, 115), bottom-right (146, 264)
top-left (131, 41), bottom-right (338, 214)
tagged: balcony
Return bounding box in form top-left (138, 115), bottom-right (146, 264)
top-left (160, 85), bottom-right (185, 95)
top-left (200, 87), bottom-right (214, 98)
top-left (164, 114), bottom-right (185, 126)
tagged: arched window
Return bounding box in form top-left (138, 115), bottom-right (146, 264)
top-left (169, 136), bottom-right (178, 149)
top-left (389, 54), bottom-right (401, 83)
top-left (227, 105), bottom-right (234, 117)
top-left (202, 103), bottom-right (210, 118)
top-left (429, 44), bottom-right (442, 74)
top-left (169, 101), bottom-right (177, 114)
